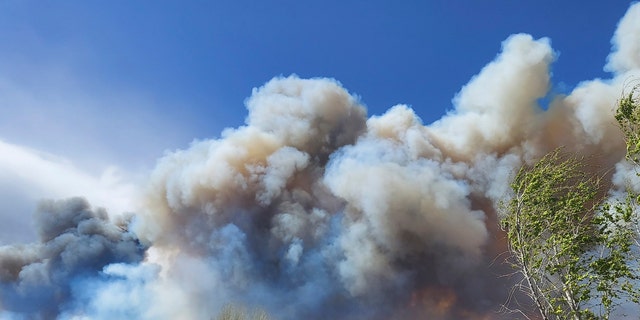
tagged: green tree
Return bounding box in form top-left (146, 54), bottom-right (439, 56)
top-left (501, 149), bottom-right (638, 319)
top-left (615, 84), bottom-right (640, 166)
top-left (615, 83), bottom-right (640, 248)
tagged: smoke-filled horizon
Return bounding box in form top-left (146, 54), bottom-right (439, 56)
top-left (2, 3), bottom-right (640, 320)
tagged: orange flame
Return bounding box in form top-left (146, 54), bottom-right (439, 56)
top-left (410, 285), bottom-right (457, 316)
top-left (404, 285), bottom-right (499, 320)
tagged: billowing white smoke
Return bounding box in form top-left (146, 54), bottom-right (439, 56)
top-left (430, 34), bottom-right (552, 160)
top-left (2, 3), bottom-right (640, 320)
top-left (325, 106), bottom-right (489, 294)
top-left (607, 3), bottom-right (640, 74)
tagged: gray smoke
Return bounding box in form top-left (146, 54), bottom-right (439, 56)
top-left (2, 3), bottom-right (640, 320)
top-left (0, 197), bottom-right (146, 319)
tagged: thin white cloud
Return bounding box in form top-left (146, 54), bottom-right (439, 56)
top-left (0, 75), bottom-right (181, 171)
top-left (0, 55), bottom-right (199, 245)
top-left (0, 139), bottom-right (138, 244)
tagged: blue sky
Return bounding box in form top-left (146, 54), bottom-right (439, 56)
top-left (0, 1), bottom-right (635, 243)
top-left (0, 1), bottom-right (633, 170)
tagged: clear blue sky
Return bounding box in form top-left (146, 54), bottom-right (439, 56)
top-left (0, 1), bottom-right (634, 169)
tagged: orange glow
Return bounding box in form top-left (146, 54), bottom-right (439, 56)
top-left (405, 285), bottom-right (499, 320)
top-left (410, 285), bottom-right (457, 316)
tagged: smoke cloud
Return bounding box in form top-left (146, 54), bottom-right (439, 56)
top-left (2, 3), bottom-right (640, 320)
top-left (0, 197), bottom-right (146, 319)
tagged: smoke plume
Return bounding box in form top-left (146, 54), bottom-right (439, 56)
top-left (2, 3), bottom-right (640, 320)
top-left (0, 197), bottom-right (145, 319)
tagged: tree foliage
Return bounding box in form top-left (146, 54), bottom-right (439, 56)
top-left (615, 83), bottom-right (640, 248)
top-left (501, 149), bottom-right (639, 319)
top-left (615, 84), bottom-right (640, 166)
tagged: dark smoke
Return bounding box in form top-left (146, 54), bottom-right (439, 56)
top-left (0, 197), bottom-right (146, 318)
